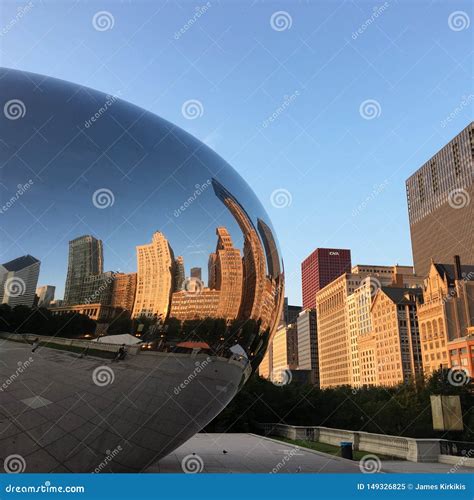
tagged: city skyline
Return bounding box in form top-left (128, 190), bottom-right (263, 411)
top-left (1, 1), bottom-right (471, 304)
top-left (4, 121), bottom-right (472, 306)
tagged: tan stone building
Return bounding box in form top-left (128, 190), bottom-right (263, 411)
top-left (132, 231), bottom-right (174, 320)
top-left (370, 287), bottom-right (423, 387)
top-left (212, 227), bottom-right (243, 320)
top-left (358, 332), bottom-right (378, 386)
top-left (417, 257), bottom-right (474, 377)
top-left (317, 265), bottom-right (420, 388)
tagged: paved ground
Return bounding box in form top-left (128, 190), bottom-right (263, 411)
top-left (149, 433), bottom-right (474, 473)
top-left (1, 338), bottom-right (472, 474)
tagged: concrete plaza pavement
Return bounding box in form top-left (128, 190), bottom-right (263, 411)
top-left (1, 339), bottom-right (472, 474)
top-left (149, 433), bottom-right (474, 473)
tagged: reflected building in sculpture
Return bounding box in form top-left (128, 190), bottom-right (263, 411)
top-left (211, 178), bottom-right (267, 323)
top-left (0, 255), bottom-right (40, 308)
top-left (132, 231), bottom-right (175, 321)
top-left (111, 273), bottom-right (137, 311)
top-left (64, 235), bottom-right (103, 305)
top-left (174, 256), bottom-right (185, 291)
top-left (0, 68), bottom-right (284, 473)
top-left (36, 285), bottom-right (55, 308)
top-left (212, 227), bottom-right (243, 320)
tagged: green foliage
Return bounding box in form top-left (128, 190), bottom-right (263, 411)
top-left (206, 371), bottom-right (474, 441)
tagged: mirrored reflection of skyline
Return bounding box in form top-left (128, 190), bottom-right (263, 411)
top-left (1, 68), bottom-right (284, 362)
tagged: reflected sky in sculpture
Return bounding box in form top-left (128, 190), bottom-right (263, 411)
top-left (0, 68), bottom-right (284, 365)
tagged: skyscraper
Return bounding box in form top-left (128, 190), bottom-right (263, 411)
top-left (301, 248), bottom-right (351, 309)
top-left (257, 218), bottom-right (281, 278)
top-left (174, 256), bottom-right (185, 291)
top-left (282, 297), bottom-right (302, 325)
top-left (296, 309), bottom-right (319, 386)
top-left (132, 231), bottom-right (174, 320)
top-left (0, 255), bottom-right (40, 308)
top-left (212, 179), bottom-right (267, 322)
top-left (36, 285), bottom-right (55, 308)
top-left (64, 235), bottom-right (103, 305)
top-left (406, 123), bottom-right (473, 278)
top-left (213, 227), bottom-right (243, 320)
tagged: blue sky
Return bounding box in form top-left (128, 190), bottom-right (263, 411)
top-left (1, 0), bottom-right (472, 304)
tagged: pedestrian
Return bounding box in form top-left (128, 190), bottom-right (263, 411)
top-left (31, 337), bottom-right (40, 353)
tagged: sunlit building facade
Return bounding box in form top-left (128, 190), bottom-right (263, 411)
top-left (417, 257), bottom-right (474, 376)
top-left (111, 272), bottom-right (137, 311)
top-left (132, 231), bottom-right (174, 320)
top-left (371, 287), bottom-right (423, 386)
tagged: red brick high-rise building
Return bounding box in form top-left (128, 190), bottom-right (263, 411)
top-left (301, 248), bottom-right (351, 309)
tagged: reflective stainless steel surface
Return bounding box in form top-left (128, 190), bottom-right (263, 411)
top-left (0, 68), bottom-right (284, 472)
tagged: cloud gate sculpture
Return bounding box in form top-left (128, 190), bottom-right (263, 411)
top-left (0, 68), bottom-right (284, 473)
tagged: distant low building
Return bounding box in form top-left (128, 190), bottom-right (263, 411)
top-left (36, 285), bottom-right (55, 308)
top-left (49, 303), bottom-right (118, 322)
